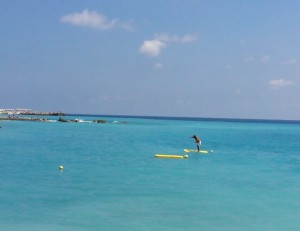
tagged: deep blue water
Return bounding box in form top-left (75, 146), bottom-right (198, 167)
top-left (1, 115), bottom-right (300, 230)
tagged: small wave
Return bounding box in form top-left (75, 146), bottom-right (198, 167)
top-left (79, 120), bottom-right (92, 123)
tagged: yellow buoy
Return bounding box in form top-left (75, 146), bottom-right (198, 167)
top-left (59, 165), bottom-right (64, 171)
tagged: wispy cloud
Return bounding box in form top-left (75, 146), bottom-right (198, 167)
top-left (269, 79), bottom-right (293, 89)
top-left (154, 33), bottom-right (197, 43)
top-left (139, 33), bottom-right (197, 57)
top-left (61, 9), bottom-right (132, 30)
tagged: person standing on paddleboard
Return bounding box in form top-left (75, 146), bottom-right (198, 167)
top-left (191, 135), bottom-right (201, 152)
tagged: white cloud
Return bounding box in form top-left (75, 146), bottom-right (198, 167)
top-left (140, 33), bottom-right (197, 57)
top-left (139, 40), bottom-right (166, 56)
top-left (269, 79), bottom-right (293, 89)
top-left (61, 9), bottom-right (131, 30)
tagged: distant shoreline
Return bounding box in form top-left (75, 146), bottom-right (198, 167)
top-left (0, 109), bottom-right (64, 116)
top-left (1, 109), bottom-right (300, 125)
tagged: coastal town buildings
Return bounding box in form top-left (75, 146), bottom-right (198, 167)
top-left (0, 109), bottom-right (64, 116)
top-left (0, 109), bottom-right (32, 114)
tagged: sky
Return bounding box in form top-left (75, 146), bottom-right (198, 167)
top-left (1, 0), bottom-right (300, 120)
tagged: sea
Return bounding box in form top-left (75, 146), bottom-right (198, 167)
top-left (1, 114), bottom-right (300, 231)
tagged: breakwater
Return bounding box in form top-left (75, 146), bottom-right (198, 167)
top-left (0, 116), bottom-right (127, 124)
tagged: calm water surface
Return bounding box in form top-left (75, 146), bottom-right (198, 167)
top-left (1, 115), bottom-right (300, 231)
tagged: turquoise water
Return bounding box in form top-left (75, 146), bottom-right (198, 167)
top-left (1, 115), bottom-right (300, 230)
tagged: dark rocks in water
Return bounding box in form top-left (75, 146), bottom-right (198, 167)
top-left (49, 112), bottom-right (65, 116)
top-left (93, 119), bottom-right (107, 123)
top-left (58, 117), bottom-right (68, 122)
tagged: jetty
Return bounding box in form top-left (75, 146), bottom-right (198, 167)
top-left (0, 116), bottom-right (128, 124)
top-left (0, 113), bottom-right (128, 125)
top-left (0, 117), bottom-right (49, 122)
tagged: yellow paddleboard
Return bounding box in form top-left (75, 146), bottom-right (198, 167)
top-left (155, 154), bottom-right (188, 159)
top-left (184, 149), bottom-right (209, 154)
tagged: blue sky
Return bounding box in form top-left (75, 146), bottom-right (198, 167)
top-left (1, 0), bottom-right (300, 119)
